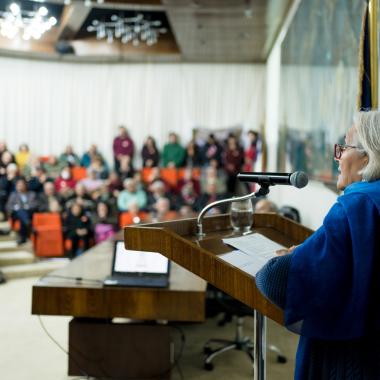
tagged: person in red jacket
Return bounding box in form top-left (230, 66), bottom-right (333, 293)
top-left (112, 126), bottom-right (135, 175)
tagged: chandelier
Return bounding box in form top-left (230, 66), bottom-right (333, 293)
top-left (87, 13), bottom-right (167, 46)
top-left (0, 3), bottom-right (57, 40)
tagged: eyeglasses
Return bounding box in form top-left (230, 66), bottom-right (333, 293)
top-left (334, 143), bottom-right (362, 159)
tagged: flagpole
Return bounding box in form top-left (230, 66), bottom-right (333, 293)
top-left (369, 0), bottom-right (378, 108)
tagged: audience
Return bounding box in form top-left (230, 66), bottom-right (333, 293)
top-left (1, 129), bottom-right (264, 256)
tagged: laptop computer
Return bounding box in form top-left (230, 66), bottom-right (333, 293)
top-left (104, 240), bottom-right (170, 288)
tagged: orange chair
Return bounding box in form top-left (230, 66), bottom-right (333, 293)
top-left (177, 167), bottom-right (201, 181)
top-left (160, 168), bottom-right (178, 188)
top-left (39, 156), bottom-right (50, 163)
top-left (119, 211), bottom-right (149, 229)
top-left (32, 212), bottom-right (64, 257)
top-left (141, 167), bottom-right (153, 184)
top-left (70, 166), bottom-right (87, 181)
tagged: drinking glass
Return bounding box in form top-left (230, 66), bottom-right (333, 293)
top-left (230, 199), bottom-right (253, 233)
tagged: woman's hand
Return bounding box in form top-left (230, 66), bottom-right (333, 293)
top-left (276, 245), bottom-right (298, 256)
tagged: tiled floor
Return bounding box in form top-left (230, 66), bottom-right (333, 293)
top-left (0, 277), bottom-right (298, 380)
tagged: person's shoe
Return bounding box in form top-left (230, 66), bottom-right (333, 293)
top-left (16, 238), bottom-right (27, 245)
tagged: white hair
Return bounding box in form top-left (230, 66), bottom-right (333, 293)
top-left (354, 111), bottom-right (380, 181)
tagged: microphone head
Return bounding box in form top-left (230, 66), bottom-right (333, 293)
top-left (290, 171), bottom-right (308, 188)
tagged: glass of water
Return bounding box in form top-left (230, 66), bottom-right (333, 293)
top-left (230, 199), bottom-right (253, 233)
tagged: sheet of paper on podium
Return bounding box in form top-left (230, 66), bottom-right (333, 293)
top-left (221, 233), bottom-right (285, 276)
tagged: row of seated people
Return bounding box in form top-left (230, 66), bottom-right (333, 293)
top-left (5, 166), bottom-right (231, 256)
top-left (1, 129), bottom-right (259, 173)
top-left (0, 128), bottom-right (260, 195)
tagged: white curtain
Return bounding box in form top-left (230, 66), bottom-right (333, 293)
top-left (0, 57), bottom-right (266, 166)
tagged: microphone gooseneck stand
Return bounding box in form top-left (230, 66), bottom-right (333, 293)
top-left (196, 183), bottom-right (271, 380)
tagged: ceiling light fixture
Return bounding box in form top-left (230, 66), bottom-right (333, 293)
top-left (87, 13), bottom-right (167, 47)
top-left (0, 2), bottom-right (57, 40)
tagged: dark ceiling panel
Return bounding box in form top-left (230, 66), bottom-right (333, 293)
top-left (0, 0), bottom-right (294, 63)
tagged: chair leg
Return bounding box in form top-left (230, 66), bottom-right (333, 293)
top-left (268, 344), bottom-right (287, 363)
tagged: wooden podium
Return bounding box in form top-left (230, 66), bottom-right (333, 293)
top-left (124, 213), bottom-right (313, 379)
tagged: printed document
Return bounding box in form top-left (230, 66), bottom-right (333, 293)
top-left (220, 233), bottom-right (285, 276)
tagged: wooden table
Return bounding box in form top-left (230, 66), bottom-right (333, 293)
top-left (31, 235), bottom-right (207, 378)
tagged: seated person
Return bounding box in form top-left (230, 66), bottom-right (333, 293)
top-left (117, 178), bottom-right (147, 212)
top-left (15, 143), bottom-right (32, 174)
top-left (59, 145), bottom-right (80, 168)
top-left (150, 197), bottom-right (177, 222)
top-left (79, 169), bottom-right (104, 194)
top-left (88, 155), bottom-right (109, 180)
top-left (43, 155), bottom-right (64, 179)
top-left (118, 154), bottom-right (135, 181)
top-left (0, 150), bottom-right (15, 176)
top-left (65, 183), bottom-right (95, 213)
top-left (63, 203), bottom-right (92, 258)
top-left (28, 166), bottom-right (52, 193)
top-left (92, 201), bottom-right (117, 243)
top-left (38, 181), bottom-right (62, 213)
top-left (81, 144), bottom-right (106, 169)
top-left (106, 171), bottom-right (123, 198)
top-left (6, 178), bottom-right (39, 244)
top-left (54, 167), bottom-right (76, 201)
top-left (146, 180), bottom-right (176, 212)
top-left (254, 198), bottom-right (278, 213)
top-left (193, 180), bottom-right (228, 213)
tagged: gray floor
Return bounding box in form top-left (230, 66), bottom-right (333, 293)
top-left (0, 277), bottom-right (298, 380)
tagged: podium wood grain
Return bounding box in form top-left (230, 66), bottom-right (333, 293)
top-left (124, 213), bottom-right (313, 325)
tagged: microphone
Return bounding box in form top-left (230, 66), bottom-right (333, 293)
top-left (237, 171), bottom-right (308, 189)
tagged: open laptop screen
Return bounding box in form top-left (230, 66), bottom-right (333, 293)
top-left (113, 241), bottom-right (169, 275)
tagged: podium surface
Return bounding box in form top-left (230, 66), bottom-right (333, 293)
top-left (124, 213), bottom-right (313, 325)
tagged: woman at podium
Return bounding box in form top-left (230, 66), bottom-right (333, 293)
top-left (256, 110), bottom-right (380, 379)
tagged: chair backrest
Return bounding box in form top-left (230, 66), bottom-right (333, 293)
top-left (177, 167), bottom-right (201, 181)
top-left (141, 167), bottom-right (153, 183)
top-left (33, 212), bottom-right (61, 227)
top-left (119, 211), bottom-right (149, 228)
top-left (70, 166), bottom-right (87, 181)
top-left (160, 168), bottom-right (178, 188)
top-left (39, 156), bottom-right (50, 163)
top-left (278, 206), bottom-right (301, 223)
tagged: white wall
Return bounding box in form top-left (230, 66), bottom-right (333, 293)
top-left (268, 180), bottom-right (337, 230)
top-left (0, 58), bottom-right (266, 165)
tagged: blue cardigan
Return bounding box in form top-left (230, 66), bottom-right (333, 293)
top-left (256, 180), bottom-right (380, 379)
